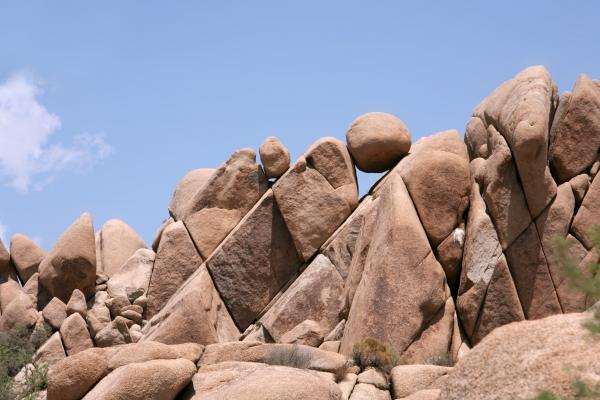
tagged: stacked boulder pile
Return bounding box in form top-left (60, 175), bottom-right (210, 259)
top-left (0, 66), bottom-right (599, 400)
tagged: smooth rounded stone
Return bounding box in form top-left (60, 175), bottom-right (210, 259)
top-left (338, 373), bottom-right (358, 400)
top-left (0, 291), bottom-right (38, 331)
top-left (130, 330), bottom-right (142, 343)
top-left (324, 319), bottom-right (346, 342)
top-left (0, 238), bottom-right (17, 283)
top-left (549, 74), bottom-right (600, 182)
top-left (34, 332), bottom-right (66, 367)
top-left (357, 368), bottom-right (389, 390)
top-left (199, 341), bottom-right (263, 366)
top-left (47, 347), bottom-right (111, 400)
top-left (66, 289), bottom-right (87, 318)
top-left (279, 319), bottom-right (328, 347)
top-left (10, 233), bottom-right (45, 283)
top-left (107, 248), bottom-right (155, 304)
top-left (146, 221), bottom-right (203, 319)
top-left (346, 112), bottom-right (411, 173)
top-left (122, 304), bottom-right (143, 314)
top-left (92, 291), bottom-right (109, 308)
top-left (86, 305), bottom-right (111, 338)
top-left (319, 341), bottom-right (340, 353)
top-left (591, 160), bottom-right (600, 177)
top-left (260, 136), bottom-right (291, 178)
top-left (435, 227), bottom-right (465, 287)
top-left (121, 309), bottom-right (143, 324)
top-left (82, 358), bottom-right (196, 400)
top-left (464, 117), bottom-right (489, 159)
top-left (190, 361), bottom-right (342, 400)
top-left (39, 213), bottom-right (97, 303)
top-left (94, 283), bottom-right (107, 292)
top-left (439, 312), bottom-right (600, 400)
top-left (0, 279), bottom-right (23, 311)
top-left (106, 295), bottom-right (131, 319)
top-left (95, 274), bottom-right (108, 285)
top-left (169, 168), bottom-right (215, 220)
top-left (22, 272), bottom-right (40, 307)
top-left (42, 297), bottom-right (68, 331)
top-left (96, 219), bottom-right (146, 278)
top-left (391, 365), bottom-right (451, 398)
top-left (409, 130), bottom-right (469, 161)
top-left (60, 313), bottom-right (93, 356)
top-left (349, 383), bottom-right (391, 400)
top-left (108, 341), bottom-right (204, 370)
top-left (403, 389), bottom-right (441, 400)
top-left (133, 294), bottom-right (147, 310)
top-left (95, 321), bottom-right (129, 347)
top-left (569, 173), bottom-right (590, 204)
top-left (152, 217), bottom-right (174, 252)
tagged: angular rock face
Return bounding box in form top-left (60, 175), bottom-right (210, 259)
top-left (181, 149), bottom-right (268, 259)
top-left (146, 221), bottom-right (203, 319)
top-left (259, 254), bottom-right (345, 342)
top-left (572, 172), bottom-right (600, 250)
top-left (60, 312), bottom-right (94, 355)
top-left (10, 233), bottom-right (45, 283)
top-left (0, 290), bottom-right (38, 331)
top-left (95, 219), bottom-right (146, 277)
top-left (39, 213), bottom-right (97, 303)
top-left (168, 168), bottom-right (215, 220)
top-left (550, 74), bottom-right (600, 182)
top-left (206, 190), bottom-right (302, 331)
top-left (340, 172), bottom-right (448, 360)
top-left (0, 238), bottom-right (18, 284)
top-left (142, 265), bottom-right (239, 345)
top-left (107, 248), bottom-right (155, 303)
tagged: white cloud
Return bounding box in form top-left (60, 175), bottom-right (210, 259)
top-left (0, 73), bottom-right (113, 192)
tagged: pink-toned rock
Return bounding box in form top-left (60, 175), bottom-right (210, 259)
top-left (59, 313), bottom-right (93, 355)
top-left (409, 129), bottom-right (469, 161)
top-left (259, 254), bottom-right (344, 342)
top-left (39, 213), bottom-right (97, 303)
top-left (168, 168), bottom-right (215, 220)
top-left (34, 332), bottom-right (66, 367)
top-left (569, 174), bottom-right (590, 204)
top-left (550, 74), bottom-right (600, 182)
top-left (10, 233), bottom-right (45, 283)
top-left (0, 279), bottom-right (23, 312)
top-left (66, 289), bottom-right (87, 318)
top-left (151, 217), bottom-right (173, 252)
top-left (273, 157), bottom-right (353, 262)
top-left (0, 238), bottom-right (18, 283)
top-left (439, 312), bottom-right (600, 400)
top-left (206, 190), bottom-right (302, 330)
top-left (259, 136), bottom-right (291, 179)
top-left (0, 291), bottom-right (38, 331)
top-left (572, 172), bottom-right (600, 250)
top-left (107, 341), bottom-right (204, 370)
top-left (146, 221), bottom-right (203, 319)
top-left (181, 149), bottom-right (268, 259)
top-left (391, 365), bottom-right (451, 399)
top-left (95, 219), bottom-right (146, 277)
top-left (279, 319), bottom-right (328, 347)
top-left (107, 248), bottom-right (155, 303)
top-left (349, 383), bottom-right (391, 400)
top-left (340, 172), bottom-right (447, 360)
top-left (473, 65), bottom-right (558, 218)
top-left (403, 389), bottom-right (441, 400)
top-left (435, 228), bottom-right (464, 287)
top-left (142, 265), bottom-right (240, 345)
top-left (465, 117), bottom-right (489, 159)
top-left (42, 297), bottom-right (68, 331)
top-left (346, 112), bottom-right (411, 173)
top-left (86, 305), bottom-right (111, 338)
top-left (82, 358), bottom-right (196, 400)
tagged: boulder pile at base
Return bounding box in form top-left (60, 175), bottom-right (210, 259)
top-left (1, 66), bottom-right (599, 400)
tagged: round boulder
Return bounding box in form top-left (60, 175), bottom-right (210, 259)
top-left (259, 136), bottom-right (291, 178)
top-left (346, 112), bottom-right (411, 172)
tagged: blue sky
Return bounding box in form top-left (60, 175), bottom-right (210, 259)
top-left (0, 1), bottom-right (599, 249)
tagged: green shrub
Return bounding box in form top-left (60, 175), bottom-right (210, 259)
top-left (352, 338), bottom-right (398, 374)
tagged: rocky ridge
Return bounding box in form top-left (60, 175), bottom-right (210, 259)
top-left (0, 66), bottom-right (599, 399)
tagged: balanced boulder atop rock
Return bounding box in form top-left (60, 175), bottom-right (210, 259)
top-left (259, 136), bottom-right (291, 178)
top-left (10, 233), bottom-right (45, 283)
top-left (346, 112), bottom-right (411, 172)
top-left (95, 219), bottom-right (146, 277)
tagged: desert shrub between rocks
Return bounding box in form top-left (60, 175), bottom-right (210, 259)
top-left (532, 227), bottom-right (600, 400)
top-left (263, 344), bottom-right (312, 370)
top-left (0, 324), bottom-right (51, 400)
top-left (352, 338), bottom-right (398, 374)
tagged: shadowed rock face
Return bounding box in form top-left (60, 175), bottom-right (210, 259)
top-left (6, 66), bottom-right (600, 400)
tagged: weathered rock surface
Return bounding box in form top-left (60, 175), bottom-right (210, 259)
top-left (0, 238), bottom-right (17, 283)
top-left (42, 297), bottom-right (68, 330)
top-left (106, 248), bottom-right (154, 303)
top-left (39, 213), bottom-right (97, 303)
top-left (0, 290), bottom-right (38, 331)
top-left (10, 233), bottom-right (45, 283)
top-left (168, 168), bottom-right (215, 220)
top-left (66, 289), bottom-right (87, 318)
top-left (572, 172), bottom-right (600, 249)
top-left (95, 219), bottom-right (146, 277)
top-left (260, 136), bottom-right (291, 178)
top-left (346, 112), bottom-right (411, 172)
top-left (60, 312), bottom-right (93, 355)
top-left (34, 332), bottom-right (66, 367)
top-left (391, 365), bottom-right (451, 399)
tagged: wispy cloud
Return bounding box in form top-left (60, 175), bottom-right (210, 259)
top-left (0, 72), bottom-right (113, 192)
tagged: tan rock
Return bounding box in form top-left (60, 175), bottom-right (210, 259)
top-left (550, 74), bottom-right (600, 182)
top-left (464, 117), bottom-right (489, 159)
top-left (108, 341), bottom-right (204, 370)
top-left (346, 112), bottom-right (411, 173)
top-left (439, 312), bottom-right (600, 400)
top-left (409, 129), bottom-right (469, 161)
top-left (146, 221), bottom-right (203, 319)
top-left (95, 320), bottom-right (129, 347)
top-left (10, 233), bottom-right (45, 283)
top-left (474, 65), bottom-right (558, 217)
top-left (83, 358), bottom-right (196, 400)
top-left (59, 313), bottom-right (93, 355)
top-left (260, 136), bottom-right (291, 179)
top-left (319, 340), bottom-right (340, 353)
top-left (340, 172), bottom-right (447, 360)
top-left (357, 368), bottom-right (389, 390)
top-left (47, 347), bottom-right (110, 400)
top-left (279, 319), bottom-right (328, 347)
top-left (34, 332), bottom-right (66, 367)
top-left (325, 319), bottom-right (346, 342)
top-left (259, 254), bottom-right (344, 342)
top-left (142, 265), bottom-right (240, 345)
top-left (569, 174), bottom-right (590, 204)
top-left (206, 190), bottom-right (302, 330)
top-left (435, 228), bottom-right (464, 287)
top-left (338, 373), bottom-right (358, 400)
top-left (39, 213), bottom-right (97, 303)
top-left (0, 279), bottom-right (23, 312)
top-left (273, 157), bottom-right (352, 262)
top-left (86, 305), bottom-right (111, 338)
top-left (181, 149), bottom-right (268, 258)
top-left (349, 383), bottom-right (391, 400)
top-left (0, 237), bottom-right (18, 283)
top-left (572, 172), bottom-right (600, 249)
top-left (42, 297), bottom-right (68, 331)
top-left (66, 289), bottom-right (87, 318)
top-left (402, 389), bottom-right (441, 400)
top-left (22, 272), bottom-right (40, 307)
top-left (95, 219), bottom-right (146, 278)
top-left (169, 168), bottom-right (215, 219)
top-left (189, 361), bottom-right (342, 399)
top-left (391, 365), bottom-right (451, 399)
top-left (151, 217), bottom-right (173, 252)
top-left (0, 291), bottom-right (38, 331)
top-left (107, 248), bottom-right (155, 303)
